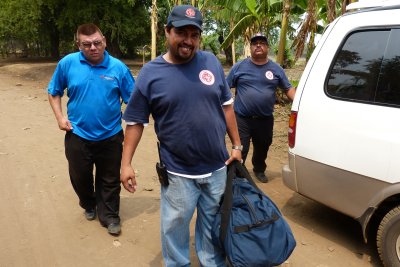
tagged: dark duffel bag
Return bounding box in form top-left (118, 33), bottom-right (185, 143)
top-left (212, 160), bottom-right (296, 267)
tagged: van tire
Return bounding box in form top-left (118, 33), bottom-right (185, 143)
top-left (377, 206), bottom-right (400, 267)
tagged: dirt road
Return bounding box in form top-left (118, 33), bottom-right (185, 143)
top-left (0, 60), bottom-right (382, 266)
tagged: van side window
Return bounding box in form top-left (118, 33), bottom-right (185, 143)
top-left (375, 29), bottom-right (400, 105)
top-left (326, 29), bottom-right (400, 106)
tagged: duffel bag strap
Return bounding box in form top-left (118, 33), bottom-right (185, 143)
top-left (219, 161), bottom-right (235, 244)
top-left (233, 160), bottom-right (262, 192)
top-left (220, 160), bottom-right (264, 244)
top-left (234, 212), bottom-right (280, 233)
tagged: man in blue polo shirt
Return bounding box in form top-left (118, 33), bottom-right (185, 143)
top-left (120, 5), bottom-right (242, 267)
top-left (47, 23), bottom-right (134, 235)
top-left (227, 33), bottom-right (296, 183)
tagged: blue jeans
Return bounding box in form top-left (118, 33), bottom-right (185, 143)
top-left (161, 167), bottom-right (227, 267)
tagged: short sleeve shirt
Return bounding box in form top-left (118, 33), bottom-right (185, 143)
top-left (226, 58), bottom-right (292, 117)
top-left (48, 51), bottom-right (135, 141)
top-left (123, 51), bottom-right (231, 175)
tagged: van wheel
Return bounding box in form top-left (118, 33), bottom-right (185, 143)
top-left (377, 206), bottom-right (400, 267)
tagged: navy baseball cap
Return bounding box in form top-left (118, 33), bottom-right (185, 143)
top-left (250, 33), bottom-right (269, 44)
top-left (167, 5), bottom-right (203, 31)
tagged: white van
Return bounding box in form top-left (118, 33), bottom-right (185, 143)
top-left (282, 2), bottom-right (400, 266)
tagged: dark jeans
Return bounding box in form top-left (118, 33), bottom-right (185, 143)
top-left (64, 130), bottom-right (123, 226)
top-left (236, 114), bottom-right (274, 173)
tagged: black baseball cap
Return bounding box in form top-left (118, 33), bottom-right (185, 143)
top-left (250, 33), bottom-right (269, 44)
top-left (167, 5), bottom-right (203, 31)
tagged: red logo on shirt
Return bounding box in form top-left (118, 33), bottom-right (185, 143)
top-left (199, 70), bottom-right (215, 85)
top-left (265, 71), bottom-right (274, 80)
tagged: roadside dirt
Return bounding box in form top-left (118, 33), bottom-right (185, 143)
top-left (0, 58), bottom-right (383, 267)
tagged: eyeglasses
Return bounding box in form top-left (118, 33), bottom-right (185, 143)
top-left (251, 41), bottom-right (268, 46)
top-left (80, 40), bottom-right (103, 49)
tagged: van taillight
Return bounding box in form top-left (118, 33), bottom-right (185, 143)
top-left (288, 111), bottom-right (297, 148)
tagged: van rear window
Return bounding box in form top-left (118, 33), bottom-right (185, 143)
top-left (326, 29), bottom-right (400, 107)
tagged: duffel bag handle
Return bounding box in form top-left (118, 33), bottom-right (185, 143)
top-left (231, 160), bottom-right (261, 190)
top-left (220, 160), bottom-right (263, 244)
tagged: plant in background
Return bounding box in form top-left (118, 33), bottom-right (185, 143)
top-left (273, 44), bottom-right (294, 69)
top-left (202, 34), bottom-right (221, 56)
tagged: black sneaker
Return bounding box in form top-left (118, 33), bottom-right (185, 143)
top-left (107, 222), bottom-right (121, 236)
top-left (84, 208), bottom-right (96, 221)
top-left (254, 172), bottom-right (269, 183)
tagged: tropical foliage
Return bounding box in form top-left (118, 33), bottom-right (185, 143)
top-left (0, 0), bottom-right (151, 59)
top-left (0, 0), bottom-right (356, 63)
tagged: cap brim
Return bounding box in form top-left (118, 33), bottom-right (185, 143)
top-left (251, 36), bottom-right (268, 43)
top-left (171, 20), bottom-right (202, 31)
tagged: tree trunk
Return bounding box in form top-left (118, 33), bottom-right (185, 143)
top-left (109, 37), bottom-right (123, 58)
top-left (230, 18), bottom-right (236, 65)
top-left (49, 26), bottom-right (60, 59)
top-left (277, 0), bottom-right (291, 66)
top-left (39, 4), bottom-right (60, 59)
top-left (341, 0), bottom-right (357, 15)
top-left (224, 46), bottom-right (233, 66)
top-left (327, 0), bottom-right (336, 22)
top-left (293, 0), bottom-right (316, 62)
top-left (306, 30), bottom-right (315, 60)
top-left (341, 0), bottom-right (347, 15)
top-left (151, 0), bottom-right (158, 60)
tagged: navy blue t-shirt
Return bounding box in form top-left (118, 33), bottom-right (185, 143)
top-left (123, 51), bottom-right (232, 175)
top-left (226, 58), bottom-right (292, 117)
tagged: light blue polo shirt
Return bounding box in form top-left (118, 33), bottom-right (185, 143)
top-left (48, 51), bottom-right (134, 141)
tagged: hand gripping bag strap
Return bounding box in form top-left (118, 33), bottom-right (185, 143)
top-left (219, 160), bottom-right (261, 244)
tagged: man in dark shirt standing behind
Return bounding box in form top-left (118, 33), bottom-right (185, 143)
top-left (227, 33), bottom-right (295, 183)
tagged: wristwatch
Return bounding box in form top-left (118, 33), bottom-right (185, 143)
top-left (232, 145), bottom-right (243, 151)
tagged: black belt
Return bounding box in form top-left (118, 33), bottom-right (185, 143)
top-left (238, 114), bottom-right (271, 119)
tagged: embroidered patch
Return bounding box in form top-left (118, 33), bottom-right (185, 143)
top-left (265, 71), bottom-right (274, 80)
top-left (186, 8), bottom-right (196, 18)
top-left (199, 70), bottom-right (215, 85)
top-left (100, 75), bottom-right (115, 81)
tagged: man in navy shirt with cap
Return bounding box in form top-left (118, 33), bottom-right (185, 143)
top-left (120, 4), bottom-right (242, 267)
top-left (227, 33), bottom-right (296, 183)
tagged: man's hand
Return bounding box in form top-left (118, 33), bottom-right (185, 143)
top-left (57, 117), bottom-right (73, 131)
top-left (225, 149), bottom-right (242, 165)
top-left (120, 165), bottom-right (137, 193)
